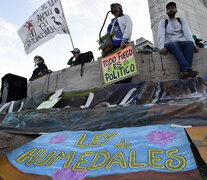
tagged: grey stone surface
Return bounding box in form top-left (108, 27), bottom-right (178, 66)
top-left (27, 48), bottom-right (207, 98)
top-left (132, 48), bottom-right (207, 82)
top-left (28, 61), bottom-right (102, 98)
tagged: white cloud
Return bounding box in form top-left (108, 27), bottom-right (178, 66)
top-left (0, 17), bottom-right (34, 80)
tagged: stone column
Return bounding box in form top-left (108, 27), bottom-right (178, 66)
top-left (148, 0), bottom-right (168, 47)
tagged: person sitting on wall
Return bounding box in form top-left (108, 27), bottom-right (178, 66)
top-left (158, 2), bottom-right (199, 80)
top-left (29, 55), bottom-right (51, 81)
top-left (67, 48), bottom-right (81, 66)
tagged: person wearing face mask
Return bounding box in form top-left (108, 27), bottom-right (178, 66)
top-left (108, 3), bottom-right (133, 51)
top-left (29, 55), bottom-right (51, 81)
top-left (158, 2), bottom-right (199, 80)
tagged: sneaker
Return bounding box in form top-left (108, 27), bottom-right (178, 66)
top-left (179, 72), bottom-right (190, 79)
top-left (187, 69), bottom-right (199, 78)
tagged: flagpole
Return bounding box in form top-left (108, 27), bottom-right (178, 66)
top-left (59, 0), bottom-right (75, 49)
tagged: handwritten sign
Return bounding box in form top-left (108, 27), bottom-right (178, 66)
top-left (36, 97), bottom-right (62, 109)
top-left (18, 0), bottom-right (68, 54)
top-left (2, 125), bottom-right (197, 178)
top-left (99, 43), bottom-right (139, 84)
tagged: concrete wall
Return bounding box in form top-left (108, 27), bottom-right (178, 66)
top-left (148, 0), bottom-right (207, 46)
top-left (28, 48), bottom-right (207, 98)
top-left (28, 62), bottom-right (102, 98)
top-left (132, 48), bottom-right (207, 82)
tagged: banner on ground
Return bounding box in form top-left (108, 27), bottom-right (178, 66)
top-left (0, 125), bottom-right (199, 179)
top-left (99, 42), bottom-right (139, 85)
top-left (18, 0), bottom-right (68, 54)
top-left (186, 126), bottom-right (207, 165)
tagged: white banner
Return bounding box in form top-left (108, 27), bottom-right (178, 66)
top-left (18, 0), bottom-right (68, 54)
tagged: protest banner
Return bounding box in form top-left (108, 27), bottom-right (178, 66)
top-left (18, 0), bottom-right (72, 54)
top-left (0, 125), bottom-right (200, 179)
top-left (98, 42), bottom-right (139, 85)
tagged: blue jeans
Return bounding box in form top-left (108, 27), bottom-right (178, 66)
top-left (165, 41), bottom-right (194, 72)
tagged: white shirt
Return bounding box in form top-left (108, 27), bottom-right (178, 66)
top-left (158, 17), bottom-right (195, 49)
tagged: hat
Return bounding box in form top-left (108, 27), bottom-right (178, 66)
top-left (111, 3), bottom-right (122, 10)
top-left (166, 2), bottom-right (176, 9)
top-left (71, 48), bottom-right (80, 53)
top-left (34, 55), bottom-right (44, 67)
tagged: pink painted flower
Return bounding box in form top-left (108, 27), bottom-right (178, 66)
top-left (52, 167), bottom-right (88, 180)
top-left (49, 134), bottom-right (65, 145)
top-left (145, 130), bottom-right (176, 147)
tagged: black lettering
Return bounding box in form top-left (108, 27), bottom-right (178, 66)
top-left (117, 62), bottom-right (121, 69)
top-left (125, 50), bottom-right (129, 58)
top-left (117, 51), bottom-right (122, 61)
top-left (105, 73), bottom-right (110, 82)
top-left (48, 0), bottom-right (58, 6)
top-left (129, 49), bottom-right (133, 56)
top-left (37, 10), bottom-right (53, 23)
top-left (122, 52), bottom-right (126, 59)
top-left (126, 66), bottom-right (130, 74)
top-left (30, 28), bottom-right (36, 38)
top-left (119, 67), bottom-right (124, 76)
top-left (41, 3), bottom-right (47, 11)
top-left (103, 61), bottom-right (108, 68)
top-left (113, 71), bottom-right (118, 79)
top-left (39, 22), bottom-right (47, 31)
top-left (109, 74), bottom-right (113, 81)
top-left (130, 64), bottom-right (135, 72)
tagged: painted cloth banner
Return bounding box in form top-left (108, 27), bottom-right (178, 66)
top-left (186, 126), bottom-right (207, 165)
top-left (1, 102), bottom-right (207, 134)
top-left (0, 77), bottom-right (206, 114)
top-left (0, 125), bottom-right (200, 179)
top-left (18, 0), bottom-right (68, 54)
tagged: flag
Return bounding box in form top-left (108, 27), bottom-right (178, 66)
top-left (18, 0), bottom-right (68, 54)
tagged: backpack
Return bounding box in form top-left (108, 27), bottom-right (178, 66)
top-left (73, 51), bottom-right (95, 76)
top-left (165, 17), bottom-right (182, 29)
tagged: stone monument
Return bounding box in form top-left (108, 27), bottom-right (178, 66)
top-left (148, 0), bottom-right (207, 46)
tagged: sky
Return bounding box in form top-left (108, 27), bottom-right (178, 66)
top-left (0, 0), bottom-right (153, 81)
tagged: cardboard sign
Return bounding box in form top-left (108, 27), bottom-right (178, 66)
top-left (99, 42), bottom-right (139, 85)
top-left (0, 125), bottom-right (198, 179)
top-left (36, 97), bottom-right (62, 109)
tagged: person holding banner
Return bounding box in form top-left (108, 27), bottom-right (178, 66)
top-left (29, 55), bottom-right (51, 81)
top-left (108, 3), bottom-right (133, 51)
top-left (106, 3), bottom-right (133, 84)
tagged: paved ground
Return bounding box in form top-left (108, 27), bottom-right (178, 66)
top-left (0, 131), bottom-right (38, 158)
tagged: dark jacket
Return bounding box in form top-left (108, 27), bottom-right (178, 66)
top-left (67, 55), bottom-right (81, 66)
top-left (29, 64), bottom-right (49, 81)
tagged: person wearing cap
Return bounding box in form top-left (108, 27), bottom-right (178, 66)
top-left (29, 55), bottom-right (50, 81)
top-left (107, 3), bottom-right (132, 50)
top-left (158, 2), bottom-right (199, 80)
top-left (67, 48), bottom-right (81, 66)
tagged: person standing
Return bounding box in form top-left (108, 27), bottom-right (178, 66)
top-left (108, 3), bottom-right (133, 50)
top-left (158, 2), bottom-right (199, 79)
